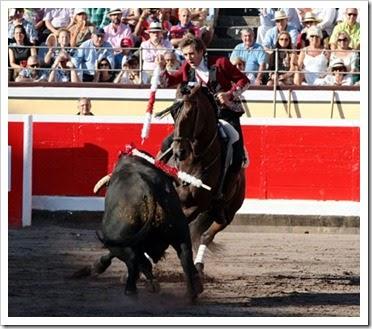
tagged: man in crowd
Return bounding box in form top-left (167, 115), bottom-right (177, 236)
top-left (15, 55), bottom-right (47, 82)
top-left (76, 97), bottom-right (94, 115)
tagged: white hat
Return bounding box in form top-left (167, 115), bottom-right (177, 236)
top-left (306, 25), bottom-right (323, 39)
top-left (330, 59), bottom-right (346, 70)
top-left (271, 10), bottom-right (289, 21)
top-left (74, 8), bottom-right (86, 16)
top-left (146, 21), bottom-right (164, 33)
top-left (302, 12), bottom-right (322, 23)
top-left (107, 8), bottom-right (122, 16)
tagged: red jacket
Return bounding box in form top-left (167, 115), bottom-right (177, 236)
top-left (162, 56), bottom-right (249, 99)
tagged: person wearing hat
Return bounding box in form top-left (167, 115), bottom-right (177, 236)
top-left (72, 27), bottom-right (114, 82)
top-left (314, 59), bottom-right (353, 86)
top-left (104, 8), bottom-right (133, 54)
top-left (68, 8), bottom-right (95, 47)
top-left (262, 9), bottom-right (299, 51)
top-left (297, 11), bottom-right (323, 49)
top-left (229, 28), bottom-right (268, 85)
top-left (114, 37), bottom-right (135, 69)
top-left (140, 21), bottom-right (173, 73)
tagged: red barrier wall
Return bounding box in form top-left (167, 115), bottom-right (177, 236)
top-left (32, 122), bottom-right (359, 201)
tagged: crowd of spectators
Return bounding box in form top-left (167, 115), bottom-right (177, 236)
top-left (8, 7), bottom-right (360, 87)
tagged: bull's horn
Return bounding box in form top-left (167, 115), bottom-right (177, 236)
top-left (93, 174), bottom-right (111, 194)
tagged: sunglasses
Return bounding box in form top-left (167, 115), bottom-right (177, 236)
top-left (338, 38), bottom-right (348, 42)
top-left (309, 35), bottom-right (320, 38)
top-left (29, 64), bottom-right (39, 68)
top-left (279, 38), bottom-right (290, 41)
top-left (347, 13), bottom-right (357, 17)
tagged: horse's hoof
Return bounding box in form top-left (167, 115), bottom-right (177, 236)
top-left (146, 279), bottom-right (160, 293)
top-left (195, 262), bottom-right (204, 277)
top-left (69, 266), bottom-right (92, 279)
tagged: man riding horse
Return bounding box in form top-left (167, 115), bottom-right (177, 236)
top-left (156, 36), bottom-right (250, 224)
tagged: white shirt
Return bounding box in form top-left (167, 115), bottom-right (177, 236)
top-left (195, 58), bottom-right (209, 85)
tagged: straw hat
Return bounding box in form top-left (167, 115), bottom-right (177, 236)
top-left (302, 12), bottom-right (322, 23)
top-left (74, 8), bottom-right (87, 16)
top-left (107, 8), bottom-right (122, 16)
top-left (306, 25), bottom-right (322, 39)
top-left (145, 21), bottom-right (164, 33)
top-left (330, 59), bottom-right (346, 70)
top-left (271, 10), bottom-right (289, 21)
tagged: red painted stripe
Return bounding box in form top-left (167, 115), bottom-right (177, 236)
top-left (32, 122), bottom-right (359, 201)
top-left (8, 122), bottom-right (24, 228)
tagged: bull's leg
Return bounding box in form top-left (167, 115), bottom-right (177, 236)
top-left (116, 247), bottom-right (140, 295)
top-left (137, 253), bottom-right (160, 293)
top-left (70, 252), bottom-right (114, 279)
top-left (173, 242), bottom-right (203, 301)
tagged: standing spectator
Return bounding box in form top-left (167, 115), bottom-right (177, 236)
top-left (48, 51), bottom-right (80, 83)
top-left (133, 9), bottom-right (164, 44)
top-left (230, 28), bottom-right (267, 85)
top-left (314, 59), bottom-right (353, 86)
top-left (104, 8), bottom-right (133, 53)
top-left (297, 12), bottom-right (323, 49)
top-left (266, 31), bottom-right (297, 86)
top-left (163, 50), bottom-right (181, 72)
top-left (93, 58), bottom-right (116, 82)
top-left (121, 8), bottom-right (141, 31)
top-left (15, 55), bottom-right (48, 82)
top-left (140, 22), bottom-right (173, 75)
top-left (44, 29), bottom-right (74, 67)
top-left (43, 8), bottom-right (74, 37)
top-left (84, 8), bottom-right (110, 29)
top-left (72, 27), bottom-right (114, 82)
top-left (8, 24), bottom-right (37, 80)
top-left (330, 8), bottom-right (360, 50)
top-left (263, 10), bottom-right (299, 51)
top-left (23, 8), bottom-right (45, 43)
top-left (8, 8), bottom-right (38, 45)
top-left (169, 8), bottom-right (201, 48)
top-left (76, 97), bottom-right (94, 115)
top-left (329, 31), bottom-right (359, 83)
top-left (294, 26), bottom-right (329, 85)
top-left (68, 8), bottom-right (95, 48)
top-left (114, 37), bottom-right (135, 70)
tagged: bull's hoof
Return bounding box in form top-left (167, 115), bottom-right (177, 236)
top-left (195, 262), bottom-right (204, 278)
top-left (145, 279), bottom-right (160, 293)
top-left (69, 266), bottom-right (92, 279)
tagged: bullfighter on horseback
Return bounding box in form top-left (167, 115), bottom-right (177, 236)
top-left (156, 36), bottom-right (250, 224)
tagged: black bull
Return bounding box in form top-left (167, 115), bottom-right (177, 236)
top-left (72, 154), bottom-right (203, 300)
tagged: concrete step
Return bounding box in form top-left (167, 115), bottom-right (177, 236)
top-left (218, 8), bottom-right (260, 17)
top-left (217, 15), bottom-right (260, 28)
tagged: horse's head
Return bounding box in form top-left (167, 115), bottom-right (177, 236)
top-left (173, 84), bottom-right (217, 162)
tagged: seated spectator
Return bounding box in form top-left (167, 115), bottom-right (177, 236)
top-left (163, 50), bottom-right (181, 72)
top-left (230, 57), bottom-right (246, 73)
top-left (23, 8), bottom-right (46, 43)
top-left (140, 22), bottom-right (173, 75)
top-left (169, 8), bottom-right (201, 48)
top-left (42, 8), bottom-right (74, 38)
top-left (329, 31), bottom-right (359, 82)
top-left (104, 8), bottom-right (133, 54)
top-left (76, 97), bottom-right (94, 115)
top-left (68, 8), bottom-right (95, 48)
top-left (8, 24), bottom-right (37, 81)
top-left (72, 27), bottom-right (114, 82)
top-left (263, 10), bottom-right (299, 51)
top-left (267, 31), bottom-right (297, 86)
top-left (121, 8), bottom-right (141, 31)
top-left (44, 29), bottom-right (74, 67)
top-left (114, 37), bottom-right (135, 70)
top-left (294, 26), bottom-right (329, 85)
top-left (8, 8), bottom-right (38, 45)
top-left (114, 57), bottom-right (150, 84)
top-left (296, 12), bottom-right (323, 49)
top-left (15, 55), bottom-right (48, 82)
top-left (84, 8), bottom-right (110, 29)
top-left (93, 58), bottom-right (116, 82)
top-left (314, 59), bottom-right (353, 86)
top-left (230, 28), bottom-right (267, 85)
top-left (330, 8), bottom-right (360, 50)
top-left (48, 51), bottom-right (80, 83)
top-left (189, 8), bottom-right (215, 46)
top-left (335, 8), bottom-right (360, 25)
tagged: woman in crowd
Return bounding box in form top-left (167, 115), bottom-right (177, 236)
top-left (329, 31), bottom-right (359, 83)
top-left (44, 28), bottom-right (74, 67)
top-left (267, 31), bottom-right (297, 86)
top-left (294, 26), bottom-right (329, 85)
top-left (114, 56), bottom-right (150, 84)
top-left (94, 57), bottom-right (116, 82)
top-left (68, 8), bottom-right (95, 48)
top-left (8, 24), bottom-right (36, 80)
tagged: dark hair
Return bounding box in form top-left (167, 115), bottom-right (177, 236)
top-left (98, 57), bottom-right (112, 69)
top-left (179, 36), bottom-right (206, 53)
top-left (13, 24), bottom-right (31, 45)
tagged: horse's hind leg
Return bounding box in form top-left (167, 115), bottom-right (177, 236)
top-left (137, 253), bottom-right (160, 293)
top-left (116, 247), bottom-right (140, 295)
